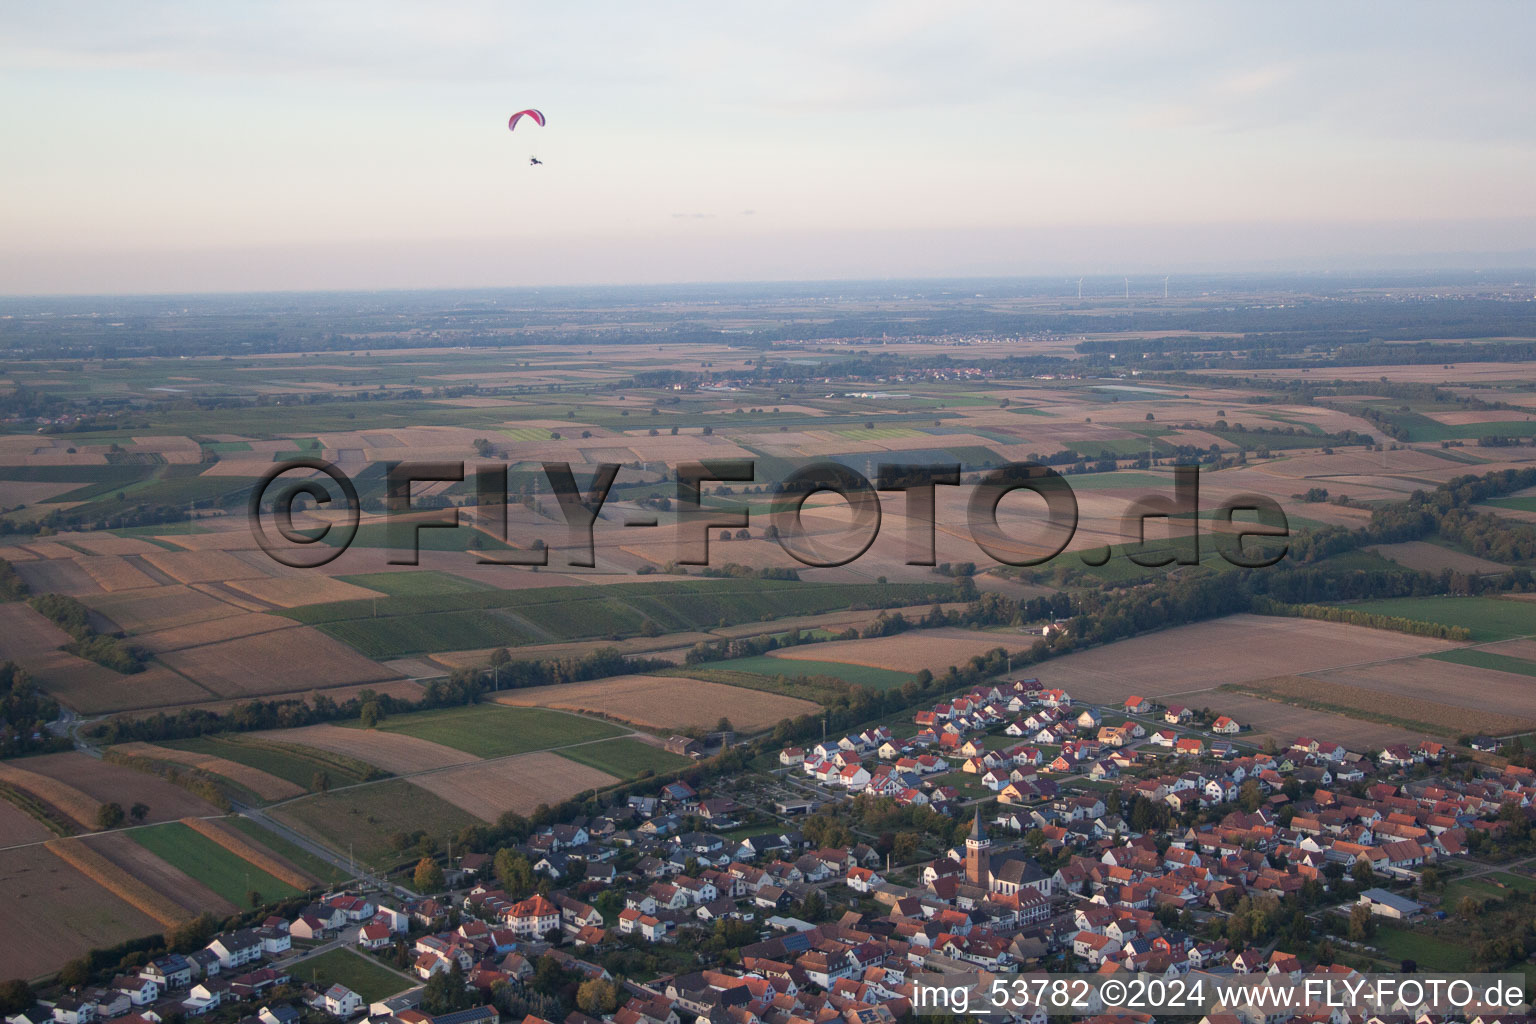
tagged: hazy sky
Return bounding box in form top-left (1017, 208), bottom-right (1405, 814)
top-left (3, 1), bottom-right (1534, 293)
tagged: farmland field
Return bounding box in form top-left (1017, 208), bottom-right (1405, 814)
top-left (337, 570), bottom-right (494, 597)
top-left (159, 627), bottom-right (403, 698)
top-left (1032, 614), bottom-right (1460, 703)
top-left (227, 816), bottom-right (351, 885)
top-left (109, 742), bottom-right (305, 801)
top-left (82, 831), bottom-right (236, 916)
top-left (271, 779), bottom-right (480, 867)
top-left (18, 751), bottom-right (222, 824)
top-left (410, 751), bottom-right (620, 820)
top-left (224, 575), bottom-right (387, 608)
top-left (163, 735), bottom-right (380, 791)
top-left (0, 845), bottom-right (164, 982)
top-left (556, 737), bottom-right (694, 777)
top-left (350, 704), bottom-right (625, 758)
top-left (261, 724), bottom-right (472, 774)
top-left (287, 947), bottom-right (412, 1001)
top-left (492, 674), bottom-right (820, 732)
top-left (282, 578), bottom-right (953, 657)
top-left (130, 822), bottom-right (304, 904)
top-left (0, 794), bottom-right (61, 844)
top-left (1325, 596), bottom-right (1535, 643)
top-left (1220, 675), bottom-right (1536, 742)
top-left (722, 654), bottom-right (913, 690)
top-left (766, 627), bottom-right (1028, 675)
top-left (1311, 658), bottom-right (1536, 719)
top-left (1425, 648), bottom-right (1536, 678)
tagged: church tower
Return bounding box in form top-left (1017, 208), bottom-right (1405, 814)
top-left (965, 804), bottom-right (991, 887)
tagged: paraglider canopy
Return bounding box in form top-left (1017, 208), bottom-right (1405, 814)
top-left (508, 109), bottom-right (546, 132)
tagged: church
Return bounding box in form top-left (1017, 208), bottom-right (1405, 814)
top-left (964, 806), bottom-right (1053, 898)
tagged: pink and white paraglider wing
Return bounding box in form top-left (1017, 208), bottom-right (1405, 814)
top-left (507, 109), bottom-right (546, 132)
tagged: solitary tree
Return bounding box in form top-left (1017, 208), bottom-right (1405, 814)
top-left (414, 856), bottom-right (445, 893)
top-left (129, 802), bottom-right (150, 824)
top-left (96, 802), bottom-right (125, 830)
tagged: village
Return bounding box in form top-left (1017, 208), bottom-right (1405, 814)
top-left (8, 675), bottom-right (1529, 1024)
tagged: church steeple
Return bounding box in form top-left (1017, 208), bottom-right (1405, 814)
top-left (965, 803), bottom-right (991, 886)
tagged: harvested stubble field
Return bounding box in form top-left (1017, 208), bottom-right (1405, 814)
top-left (1310, 659), bottom-right (1536, 721)
top-left (0, 845), bottom-right (164, 982)
top-left (58, 534), bottom-right (164, 556)
top-left (85, 584), bottom-right (246, 633)
top-left (493, 674), bottom-right (820, 732)
top-left (45, 837), bottom-right (187, 928)
top-left (0, 794), bottom-right (61, 844)
top-left (224, 575), bottom-right (386, 608)
top-left (0, 761), bottom-right (99, 828)
top-left (410, 751), bottom-right (620, 821)
top-left (81, 831), bottom-right (236, 916)
top-left (111, 742), bottom-right (305, 801)
top-left (39, 660), bottom-right (213, 715)
top-left (263, 723), bottom-right (473, 774)
top-left (139, 548), bottom-right (266, 584)
top-left (1195, 692), bottom-right (1427, 750)
top-left (271, 778), bottom-right (479, 867)
top-left (74, 554), bottom-right (158, 591)
top-left (19, 751), bottom-right (221, 824)
top-left (158, 627), bottom-right (402, 698)
top-left (766, 627), bottom-right (1023, 674)
top-left (0, 602), bottom-right (73, 660)
top-left (1221, 675), bottom-right (1536, 742)
top-left (1033, 614), bottom-right (1459, 704)
top-left (1366, 541), bottom-right (1512, 575)
top-left (137, 612), bottom-right (298, 653)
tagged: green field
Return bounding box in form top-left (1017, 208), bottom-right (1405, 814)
top-left (557, 737), bottom-right (694, 777)
top-left (283, 578), bottom-right (953, 658)
top-left (1369, 924), bottom-right (1477, 971)
top-left (319, 609), bottom-right (538, 659)
top-left (271, 778), bottom-right (479, 867)
top-left (1063, 437), bottom-right (1174, 458)
top-left (286, 947), bottom-right (411, 1000)
top-left (130, 822), bottom-right (304, 904)
top-left (499, 426), bottom-right (561, 441)
top-left (1331, 596), bottom-right (1536, 643)
top-left (163, 735), bottom-right (380, 791)
top-left (828, 427), bottom-right (925, 439)
top-left (1487, 495), bottom-right (1536, 514)
top-left (1442, 871), bottom-right (1536, 907)
top-left (227, 817), bottom-right (351, 884)
top-left (350, 704), bottom-right (624, 758)
top-left (703, 655), bottom-right (912, 691)
top-left (323, 521), bottom-right (517, 553)
top-left (336, 570), bottom-right (494, 597)
top-left (1425, 648), bottom-right (1536, 678)
top-left (1314, 548), bottom-right (1404, 571)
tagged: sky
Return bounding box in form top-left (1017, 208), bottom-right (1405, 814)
top-left (2, 1), bottom-right (1535, 294)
